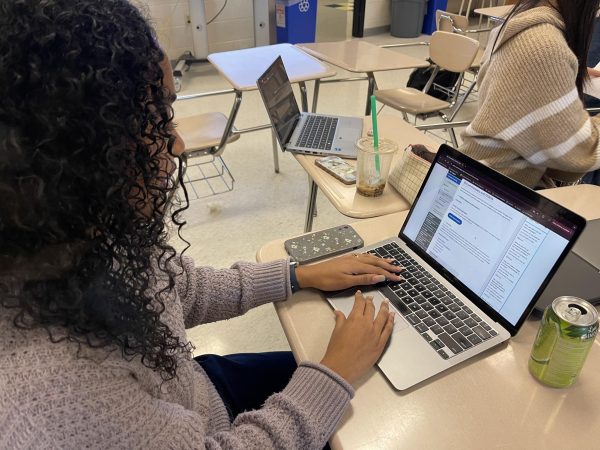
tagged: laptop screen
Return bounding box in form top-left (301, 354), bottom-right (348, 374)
top-left (401, 145), bottom-right (585, 332)
top-left (256, 56), bottom-right (301, 147)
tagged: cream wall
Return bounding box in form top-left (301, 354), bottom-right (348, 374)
top-left (364, 0), bottom-right (391, 31)
top-left (135, 0), bottom-right (255, 59)
top-left (363, 0), bottom-right (463, 34)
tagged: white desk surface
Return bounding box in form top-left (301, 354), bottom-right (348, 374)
top-left (294, 114), bottom-right (439, 219)
top-left (297, 41), bottom-right (429, 74)
top-left (474, 4), bottom-right (513, 19)
top-left (207, 43), bottom-right (336, 91)
top-left (257, 184), bottom-right (600, 450)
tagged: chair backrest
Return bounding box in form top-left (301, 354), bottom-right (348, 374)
top-left (429, 31), bottom-right (479, 73)
top-left (435, 10), bottom-right (469, 33)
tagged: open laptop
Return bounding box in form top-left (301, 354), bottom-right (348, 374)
top-left (327, 145), bottom-right (586, 390)
top-left (257, 56), bottom-right (363, 158)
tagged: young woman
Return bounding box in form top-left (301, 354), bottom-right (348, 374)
top-left (0, 1), bottom-right (402, 448)
top-left (460, 0), bottom-right (600, 188)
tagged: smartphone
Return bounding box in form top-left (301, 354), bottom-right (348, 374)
top-left (315, 156), bottom-right (356, 184)
top-left (284, 225), bottom-right (364, 264)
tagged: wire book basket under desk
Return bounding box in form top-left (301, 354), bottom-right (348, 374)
top-left (176, 111), bottom-right (239, 200)
top-left (180, 151), bottom-right (234, 199)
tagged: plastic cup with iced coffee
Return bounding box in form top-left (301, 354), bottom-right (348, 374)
top-left (356, 137), bottom-right (398, 197)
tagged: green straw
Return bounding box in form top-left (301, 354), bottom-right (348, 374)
top-left (370, 95), bottom-right (381, 176)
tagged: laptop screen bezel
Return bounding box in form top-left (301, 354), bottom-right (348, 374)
top-left (256, 56), bottom-right (301, 150)
top-left (398, 144), bottom-right (586, 336)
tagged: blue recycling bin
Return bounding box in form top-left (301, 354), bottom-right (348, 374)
top-left (276, 0), bottom-right (317, 44)
top-left (422, 0), bottom-right (448, 34)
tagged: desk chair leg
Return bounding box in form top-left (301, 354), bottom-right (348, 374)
top-left (218, 91), bottom-right (243, 152)
top-left (271, 130), bottom-right (280, 174)
top-left (448, 128), bottom-right (459, 147)
top-left (365, 72), bottom-right (377, 116)
top-left (312, 79), bottom-right (321, 113)
top-left (304, 180), bottom-right (318, 232)
top-left (299, 81), bottom-right (309, 112)
top-left (445, 75), bottom-right (477, 122)
top-left (307, 175), bottom-right (318, 218)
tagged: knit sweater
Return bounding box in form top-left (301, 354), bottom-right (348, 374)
top-left (0, 256), bottom-right (354, 449)
top-left (460, 6), bottom-right (600, 188)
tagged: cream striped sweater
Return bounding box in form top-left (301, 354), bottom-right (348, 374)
top-left (460, 6), bottom-right (600, 188)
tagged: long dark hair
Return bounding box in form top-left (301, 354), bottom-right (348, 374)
top-left (0, 0), bottom-right (190, 380)
top-left (500, 0), bottom-right (600, 97)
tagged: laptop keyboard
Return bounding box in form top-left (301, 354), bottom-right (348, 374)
top-left (365, 242), bottom-right (498, 360)
top-left (296, 115), bottom-right (338, 150)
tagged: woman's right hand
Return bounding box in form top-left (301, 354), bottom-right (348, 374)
top-left (320, 291), bottom-right (395, 385)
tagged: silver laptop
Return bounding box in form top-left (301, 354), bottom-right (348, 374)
top-left (327, 145), bottom-right (586, 390)
top-left (257, 56), bottom-right (363, 158)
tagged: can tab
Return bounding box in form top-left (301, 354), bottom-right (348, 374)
top-left (565, 307), bottom-right (582, 322)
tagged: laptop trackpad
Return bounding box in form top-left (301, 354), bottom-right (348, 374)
top-left (337, 126), bottom-right (361, 143)
top-left (328, 289), bottom-right (409, 334)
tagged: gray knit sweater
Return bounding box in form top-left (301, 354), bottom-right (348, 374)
top-left (0, 256), bottom-right (354, 449)
top-left (460, 6), bottom-right (600, 188)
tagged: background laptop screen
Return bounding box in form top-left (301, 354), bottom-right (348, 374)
top-left (256, 57), bottom-right (300, 146)
top-left (402, 150), bottom-right (578, 326)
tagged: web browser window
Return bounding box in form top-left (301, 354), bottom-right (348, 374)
top-left (403, 154), bottom-right (573, 325)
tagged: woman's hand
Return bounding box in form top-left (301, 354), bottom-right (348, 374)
top-left (588, 67), bottom-right (600, 78)
top-left (321, 291), bottom-right (394, 384)
top-left (295, 252), bottom-right (403, 291)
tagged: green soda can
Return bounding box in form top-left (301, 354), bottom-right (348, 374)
top-left (529, 297), bottom-right (598, 388)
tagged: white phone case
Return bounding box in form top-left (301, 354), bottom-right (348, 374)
top-left (315, 156), bottom-right (356, 184)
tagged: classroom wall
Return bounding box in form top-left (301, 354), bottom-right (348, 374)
top-left (363, 0), bottom-right (463, 34)
top-left (135, 0), bottom-right (255, 60)
top-left (364, 0), bottom-right (391, 32)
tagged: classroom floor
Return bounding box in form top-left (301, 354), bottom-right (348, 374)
top-left (172, 11), bottom-right (486, 357)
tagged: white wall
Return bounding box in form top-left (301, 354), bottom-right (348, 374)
top-left (362, 0), bottom-right (463, 33)
top-left (364, 0), bottom-right (391, 31)
top-left (135, 0), bottom-right (255, 60)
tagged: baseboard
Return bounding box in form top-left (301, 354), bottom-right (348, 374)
top-left (363, 25), bottom-right (390, 36)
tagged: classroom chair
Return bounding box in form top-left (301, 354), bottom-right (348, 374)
top-left (435, 10), bottom-right (490, 115)
top-left (175, 112), bottom-right (240, 199)
top-left (374, 31), bottom-right (480, 147)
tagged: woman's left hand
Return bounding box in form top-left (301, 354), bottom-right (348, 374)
top-left (295, 252), bottom-right (403, 292)
top-left (588, 67), bottom-right (600, 78)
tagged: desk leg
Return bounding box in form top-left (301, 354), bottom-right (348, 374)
top-left (312, 79), bottom-right (321, 113)
top-left (218, 90), bottom-right (243, 153)
top-left (299, 81), bottom-right (309, 112)
top-left (304, 180), bottom-right (318, 232)
top-left (271, 130), bottom-right (280, 174)
top-left (365, 72), bottom-right (378, 116)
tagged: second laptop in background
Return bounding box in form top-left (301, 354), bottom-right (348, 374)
top-left (257, 56), bottom-right (363, 159)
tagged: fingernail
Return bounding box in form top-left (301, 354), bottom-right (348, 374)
top-left (356, 290), bottom-right (362, 295)
top-left (386, 258), bottom-right (395, 262)
top-left (373, 275), bottom-right (386, 283)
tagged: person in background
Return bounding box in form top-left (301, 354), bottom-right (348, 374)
top-left (0, 1), bottom-right (401, 448)
top-left (460, 0), bottom-right (600, 189)
top-left (583, 11), bottom-right (600, 184)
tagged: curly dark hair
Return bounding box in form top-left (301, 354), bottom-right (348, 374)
top-left (0, 0), bottom-right (191, 380)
